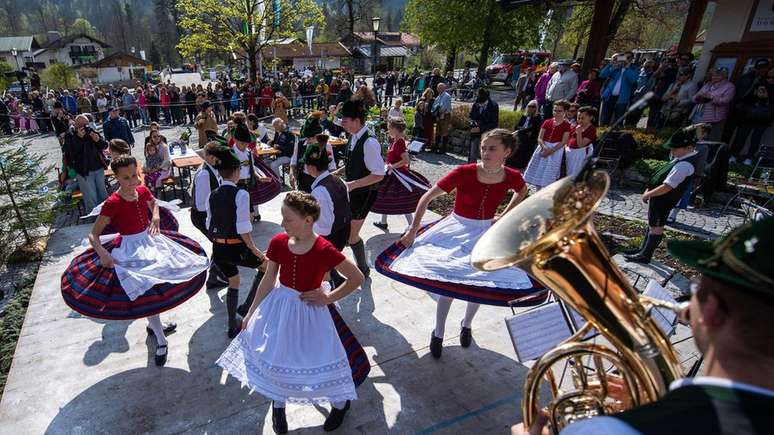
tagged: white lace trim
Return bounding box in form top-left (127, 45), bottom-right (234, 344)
top-left (217, 335), bottom-right (357, 405)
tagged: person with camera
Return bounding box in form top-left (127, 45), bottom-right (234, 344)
top-left (599, 52), bottom-right (639, 126)
top-left (63, 114), bottom-right (109, 212)
top-left (513, 217), bottom-right (774, 435)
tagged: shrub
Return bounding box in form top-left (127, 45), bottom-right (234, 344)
top-left (498, 109), bottom-right (523, 130)
top-left (598, 127), bottom-right (673, 160)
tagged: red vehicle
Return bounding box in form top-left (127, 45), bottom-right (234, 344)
top-left (485, 50), bottom-right (553, 85)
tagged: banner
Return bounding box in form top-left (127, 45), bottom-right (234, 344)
top-left (273, 0), bottom-right (281, 27)
top-left (306, 26), bottom-right (314, 54)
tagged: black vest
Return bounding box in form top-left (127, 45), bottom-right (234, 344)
top-left (345, 130), bottom-right (373, 184)
top-left (192, 164), bottom-right (219, 212)
top-left (208, 184), bottom-right (239, 238)
top-left (317, 174), bottom-right (351, 235)
top-left (274, 131), bottom-right (295, 158)
top-left (613, 384), bottom-right (774, 435)
top-left (659, 151), bottom-right (701, 206)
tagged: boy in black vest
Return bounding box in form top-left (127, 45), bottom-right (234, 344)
top-left (332, 99), bottom-right (385, 277)
top-left (625, 128), bottom-right (700, 264)
top-left (290, 111), bottom-right (337, 193)
top-left (206, 146), bottom-right (266, 338)
top-left (514, 217), bottom-right (774, 435)
top-left (191, 141), bottom-right (228, 289)
top-left (303, 134), bottom-right (352, 286)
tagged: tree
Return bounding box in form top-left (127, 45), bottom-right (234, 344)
top-left (0, 61), bottom-right (13, 91)
top-left (154, 0), bottom-right (179, 65)
top-left (41, 63), bottom-right (78, 89)
top-left (405, 0), bottom-right (542, 77)
top-left (68, 17), bottom-right (98, 38)
top-left (149, 40), bottom-right (162, 66)
top-left (177, 0), bottom-right (324, 82)
top-left (0, 139), bottom-right (61, 264)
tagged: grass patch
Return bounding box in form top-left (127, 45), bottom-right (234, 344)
top-left (0, 274), bottom-right (37, 398)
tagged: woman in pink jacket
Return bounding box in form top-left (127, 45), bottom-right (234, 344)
top-left (692, 67), bottom-right (736, 135)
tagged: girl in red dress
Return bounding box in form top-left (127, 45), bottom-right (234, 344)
top-left (523, 99), bottom-right (573, 188)
top-left (377, 129), bottom-right (543, 359)
top-left (61, 156), bottom-right (209, 366)
top-left (372, 117), bottom-right (430, 232)
top-left (217, 192), bottom-right (369, 433)
top-left (564, 106), bottom-right (598, 178)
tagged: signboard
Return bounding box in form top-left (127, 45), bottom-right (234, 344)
top-left (750, 0), bottom-right (774, 32)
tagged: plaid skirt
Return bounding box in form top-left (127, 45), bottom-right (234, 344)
top-left (247, 159), bottom-right (282, 205)
top-left (329, 304), bottom-right (370, 387)
top-left (375, 221), bottom-right (546, 307)
top-left (61, 231), bottom-right (207, 320)
top-left (371, 169), bottom-right (430, 215)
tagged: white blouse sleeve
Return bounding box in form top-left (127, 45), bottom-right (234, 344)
top-left (363, 137), bottom-right (386, 175)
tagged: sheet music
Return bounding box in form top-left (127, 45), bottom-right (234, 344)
top-left (567, 307), bottom-right (599, 340)
top-left (644, 280), bottom-right (678, 336)
top-left (505, 303), bottom-right (573, 362)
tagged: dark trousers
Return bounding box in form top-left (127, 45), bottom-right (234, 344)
top-left (541, 101), bottom-right (554, 121)
top-left (600, 96), bottom-right (625, 126)
top-left (730, 126), bottom-right (766, 159)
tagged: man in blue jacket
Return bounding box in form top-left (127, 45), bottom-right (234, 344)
top-left (102, 106), bottom-right (135, 147)
top-left (599, 52), bottom-right (639, 126)
top-left (60, 90), bottom-right (77, 115)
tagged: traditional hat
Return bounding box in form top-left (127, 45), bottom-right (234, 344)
top-left (299, 142), bottom-right (330, 169)
top-left (209, 145), bottom-right (241, 170)
top-left (341, 99), bottom-right (366, 119)
top-left (669, 217), bottom-right (774, 296)
top-left (300, 111), bottom-right (324, 138)
top-left (662, 128), bottom-right (694, 149)
top-left (233, 122), bottom-right (252, 143)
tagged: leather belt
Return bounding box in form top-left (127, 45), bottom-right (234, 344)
top-left (214, 238), bottom-right (243, 245)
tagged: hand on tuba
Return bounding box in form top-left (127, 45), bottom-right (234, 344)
top-left (511, 409), bottom-right (550, 435)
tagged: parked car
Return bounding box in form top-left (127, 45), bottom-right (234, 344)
top-left (485, 50), bottom-right (552, 86)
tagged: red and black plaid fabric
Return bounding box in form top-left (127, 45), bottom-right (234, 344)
top-left (370, 169), bottom-right (431, 215)
top-left (61, 231), bottom-right (207, 320)
top-left (328, 305), bottom-right (370, 387)
top-left (375, 221), bottom-right (547, 307)
top-left (101, 207), bottom-right (179, 236)
top-left (248, 158), bottom-right (282, 206)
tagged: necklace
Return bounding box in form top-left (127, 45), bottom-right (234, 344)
top-left (479, 164), bottom-right (504, 175)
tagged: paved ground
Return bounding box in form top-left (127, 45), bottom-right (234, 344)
top-left (0, 190), bottom-right (700, 435)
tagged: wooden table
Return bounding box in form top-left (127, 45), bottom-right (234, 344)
top-left (172, 155), bottom-right (204, 202)
top-left (254, 148), bottom-right (280, 157)
top-left (328, 138), bottom-right (348, 147)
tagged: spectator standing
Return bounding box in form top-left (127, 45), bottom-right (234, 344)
top-left (625, 59), bottom-right (656, 126)
top-left (51, 102), bottom-right (71, 145)
top-left (60, 90), bottom-right (77, 115)
top-left (121, 88), bottom-right (137, 128)
top-left (534, 63), bottom-right (557, 117)
top-left (103, 106), bottom-right (135, 148)
top-left (722, 58), bottom-right (771, 144)
top-left (160, 87), bottom-right (171, 124)
top-left (272, 92), bottom-right (292, 123)
top-left (513, 68), bottom-right (536, 111)
top-left (544, 60), bottom-right (579, 120)
top-left (575, 68), bottom-right (602, 109)
top-left (146, 88), bottom-right (160, 123)
top-left (660, 67), bottom-right (696, 127)
top-left (729, 84), bottom-right (773, 165)
top-left (76, 91), bottom-right (92, 115)
top-left (432, 83), bottom-right (453, 154)
top-left (335, 80), bottom-right (353, 105)
top-left (598, 52), bottom-right (639, 126)
top-left (692, 67), bottom-right (735, 137)
top-left (195, 101), bottom-right (218, 148)
top-left (508, 100), bottom-right (542, 169)
top-left (646, 56), bottom-right (680, 128)
top-left (418, 89), bottom-right (435, 151)
top-left (468, 88), bottom-right (499, 163)
top-left (63, 115), bottom-right (109, 212)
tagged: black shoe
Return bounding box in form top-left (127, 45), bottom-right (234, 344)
top-left (272, 404), bottom-right (288, 434)
top-left (626, 253), bottom-right (651, 264)
top-left (227, 325), bottom-right (241, 339)
top-left (373, 222), bottom-right (388, 230)
top-left (430, 331), bottom-right (443, 359)
top-left (460, 326), bottom-right (472, 348)
top-left (253, 213), bottom-right (261, 222)
top-left (154, 344), bottom-right (168, 366)
top-left (146, 322), bottom-right (177, 336)
top-left (323, 401), bottom-right (350, 432)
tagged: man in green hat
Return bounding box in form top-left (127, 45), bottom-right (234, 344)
top-left (513, 217), bottom-right (774, 435)
top-left (625, 128), bottom-right (701, 263)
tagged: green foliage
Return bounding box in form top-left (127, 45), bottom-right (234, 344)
top-left (41, 63), bottom-right (79, 89)
top-left (68, 17), bottom-right (99, 38)
top-left (176, 0), bottom-right (324, 78)
top-left (598, 127), bottom-right (673, 160)
top-left (0, 61), bottom-right (13, 91)
top-left (404, 0), bottom-right (542, 63)
top-left (498, 109), bottom-right (523, 130)
top-left (0, 275), bottom-right (36, 397)
top-left (0, 139), bottom-right (62, 264)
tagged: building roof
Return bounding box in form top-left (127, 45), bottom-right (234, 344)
top-left (262, 41), bottom-right (352, 59)
top-left (0, 36), bottom-right (41, 53)
top-left (352, 32), bottom-right (420, 47)
top-left (355, 45), bottom-right (410, 58)
top-left (43, 33), bottom-right (111, 50)
top-left (86, 51), bottom-right (150, 68)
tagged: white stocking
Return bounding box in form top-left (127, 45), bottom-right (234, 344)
top-left (434, 296), bottom-right (453, 339)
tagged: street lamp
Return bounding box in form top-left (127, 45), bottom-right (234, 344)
top-left (371, 16), bottom-right (380, 77)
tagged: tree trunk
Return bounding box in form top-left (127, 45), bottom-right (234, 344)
top-left (572, 36), bottom-right (582, 60)
top-left (347, 0), bottom-right (355, 37)
top-left (476, 0), bottom-right (497, 79)
top-left (604, 0), bottom-right (633, 53)
top-left (444, 46), bottom-right (457, 74)
top-left (248, 44), bottom-right (258, 82)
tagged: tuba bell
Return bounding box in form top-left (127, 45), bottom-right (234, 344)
top-left (470, 169), bottom-right (685, 434)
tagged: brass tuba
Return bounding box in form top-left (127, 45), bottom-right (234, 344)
top-left (470, 170), bottom-right (685, 434)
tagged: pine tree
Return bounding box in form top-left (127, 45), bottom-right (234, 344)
top-left (0, 139), bottom-right (62, 263)
top-left (149, 40), bottom-right (162, 66)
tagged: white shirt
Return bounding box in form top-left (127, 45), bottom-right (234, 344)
top-left (205, 180), bottom-right (252, 235)
top-left (560, 377), bottom-right (774, 435)
top-left (349, 125), bottom-right (386, 176)
top-left (232, 144), bottom-right (253, 180)
top-left (310, 171), bottom-right (349, 236)
top-left (388, 107), bottom-right (403, 119)
top-left (193, 162), bottom-right (222, 212)
top-left (612, 69), bottom-right (624, 96)
top-left (663, 151), bottom-right (697, 189)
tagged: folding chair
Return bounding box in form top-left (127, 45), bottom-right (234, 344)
top-left (594, 139), bottom-right (623, 180)
top-left (723, 144), bottom-right (774, 220)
